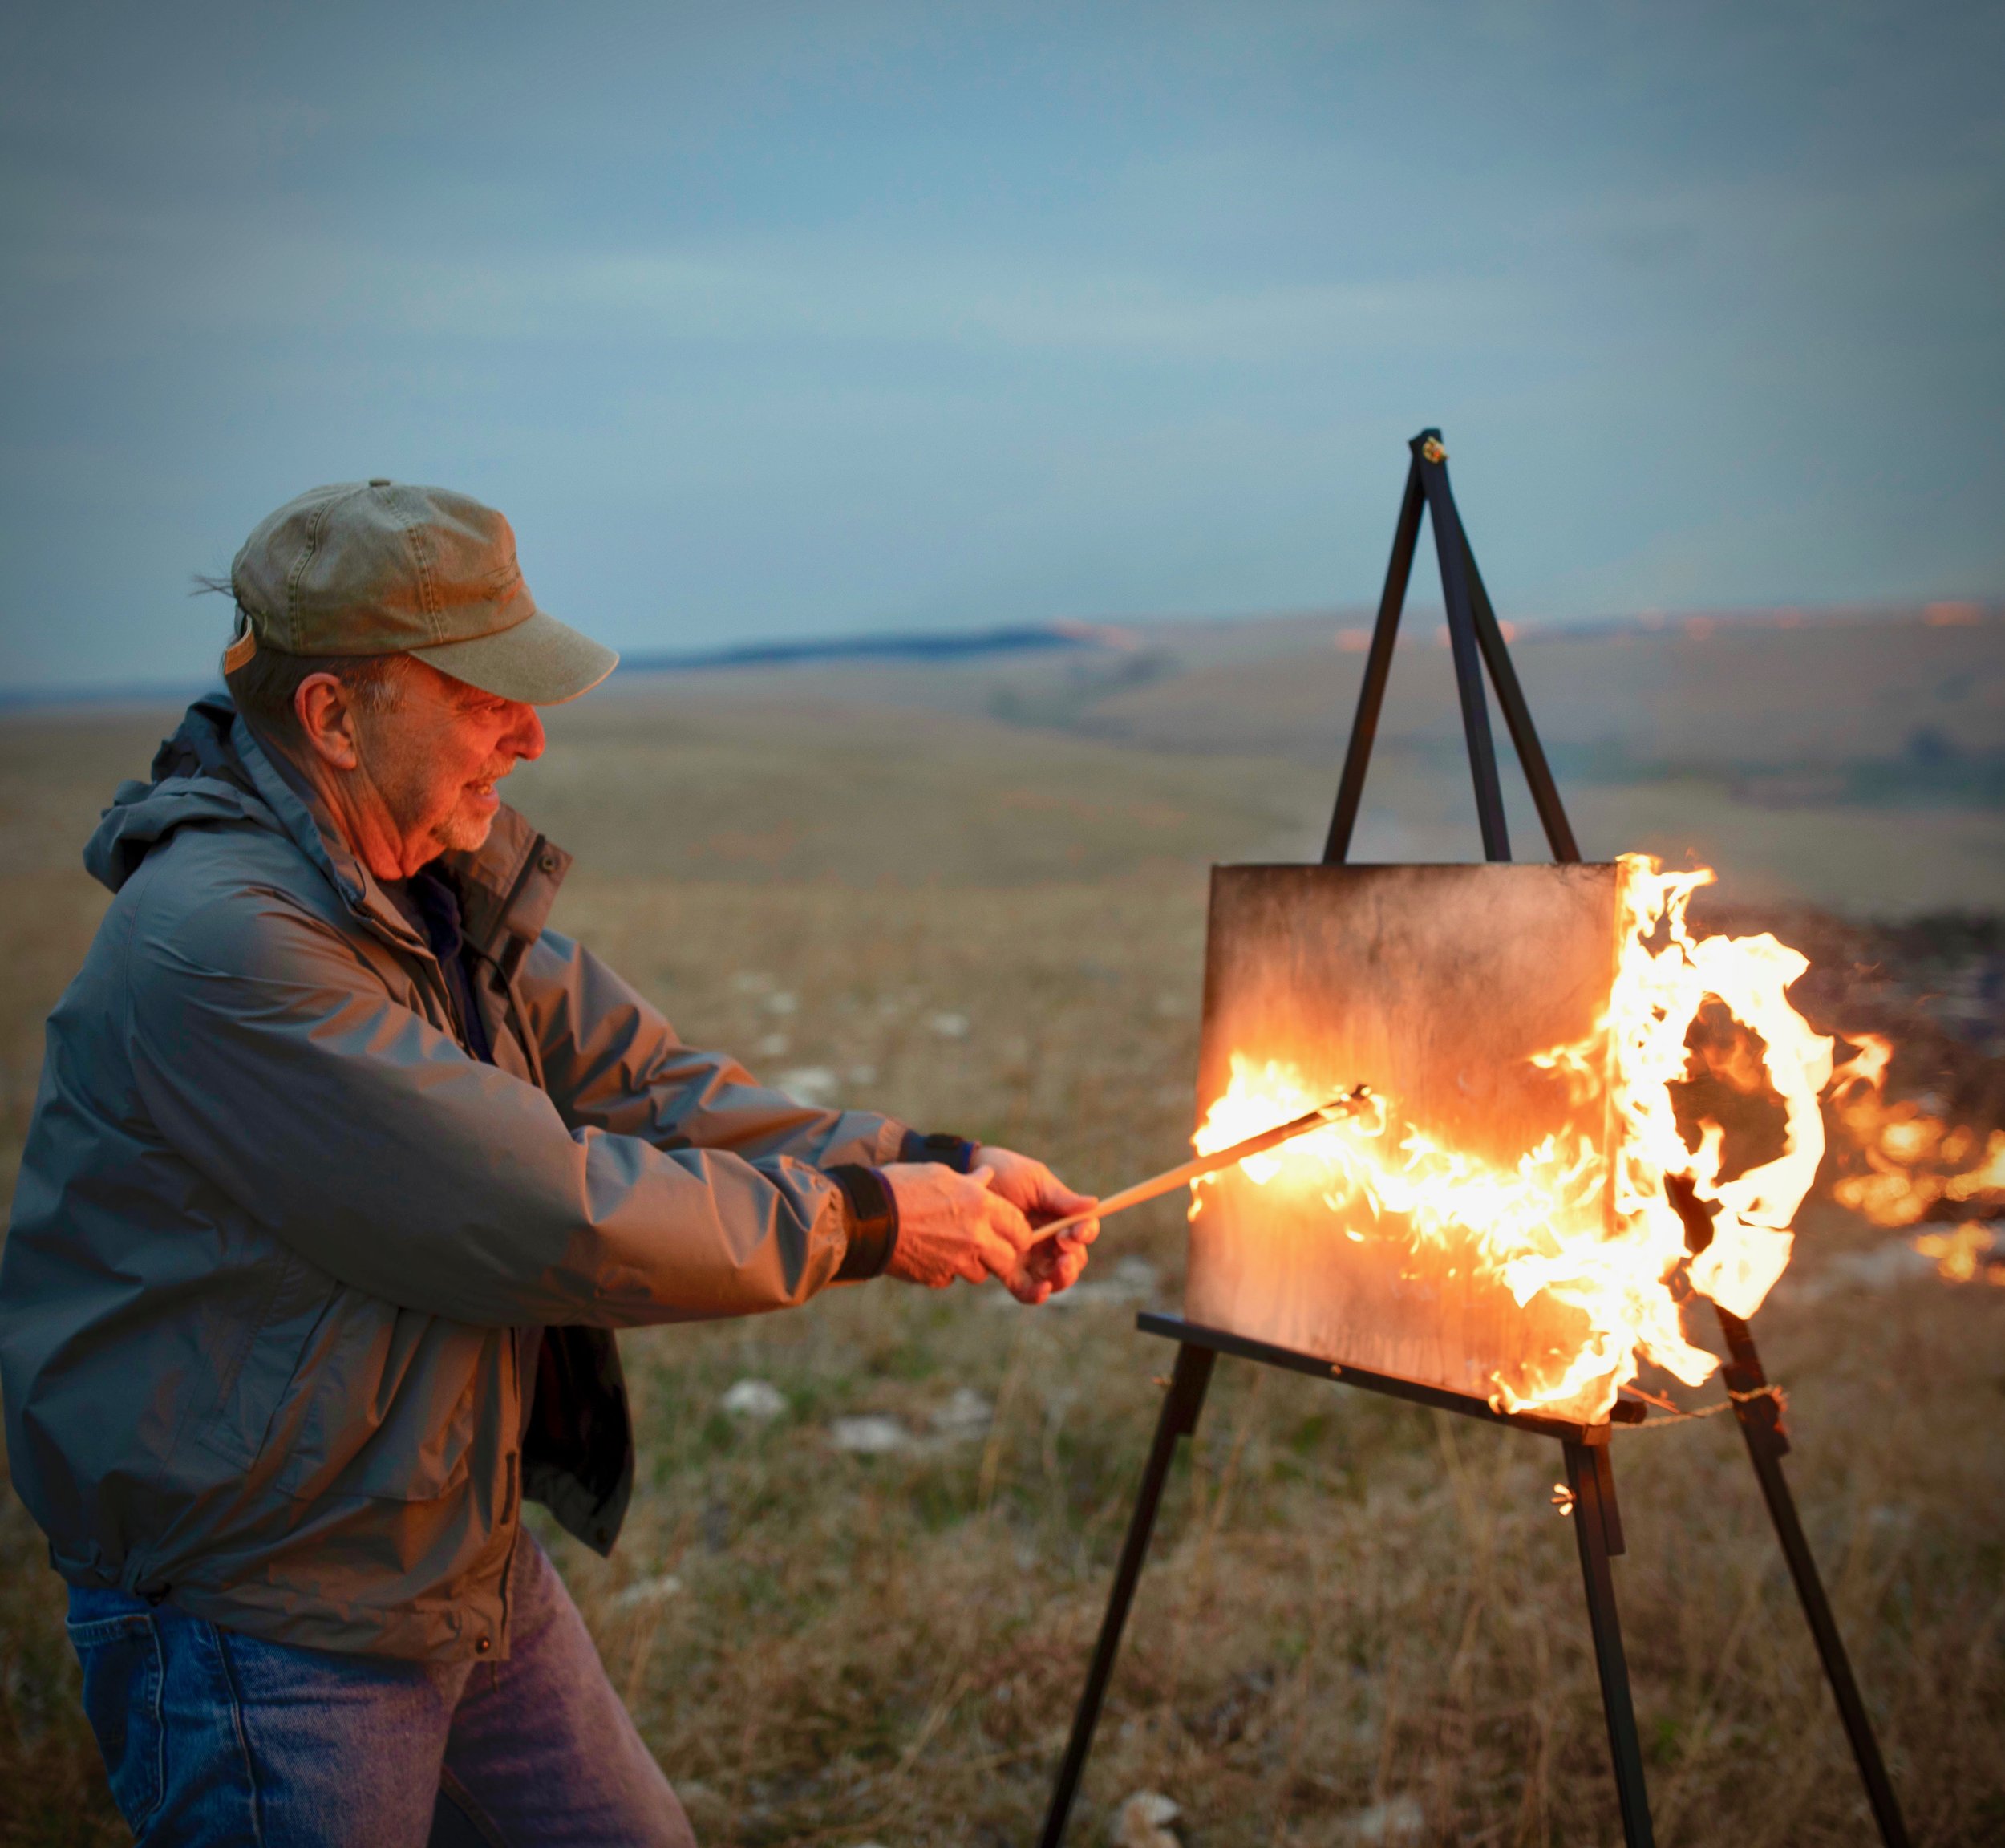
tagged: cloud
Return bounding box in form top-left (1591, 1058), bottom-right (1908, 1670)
top-left (1, 0), bottom-right (2001, 687)
top-left (0, 170), bottom-right (1533, 365)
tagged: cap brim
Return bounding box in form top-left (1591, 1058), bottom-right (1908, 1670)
top-left (410, 607), bottom-right (618, 706)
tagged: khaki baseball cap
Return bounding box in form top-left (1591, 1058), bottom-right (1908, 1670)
top-left (224, 480), bottom-right (618, 704)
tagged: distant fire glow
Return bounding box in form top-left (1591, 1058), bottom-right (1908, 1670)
top-left (1192, 855), bottom-right (1834, 1417)
top-left (1828, 1032), bottom-right (2005, 1281)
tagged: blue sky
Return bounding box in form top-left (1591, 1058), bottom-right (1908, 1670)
top-left (2, 1), bottom-right (1999, 690)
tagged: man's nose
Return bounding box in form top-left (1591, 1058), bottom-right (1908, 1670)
top-left (505, 702), bottom-right (545, 762)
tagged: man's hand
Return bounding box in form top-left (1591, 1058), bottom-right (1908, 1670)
top-left (974, 1145), bottom-right (1100, 1306)
top-left (881, 1164), bottom-right (1037, 1295)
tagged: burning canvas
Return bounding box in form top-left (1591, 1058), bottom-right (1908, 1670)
top-left (1185, 859), bottom-right (1833, 1424)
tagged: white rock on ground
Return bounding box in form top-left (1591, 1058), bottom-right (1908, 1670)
top-left (929, 1387), bottom-right (993, 1440)
top-left (1114, 1789), bottom-right (1181, 1848)
top-left (1344, 1795), bottom-right (1425, 1843)
top-left (777, 1065), bottom-right (839, 1104)
top-left (1046, 1255), bottom-right (1160, 1311)
top-left (828, 1415), bottom-right (911, 1454)
top-left (610, 1572), bottom-right (683, 1609)
top-left (720, 1378), bottom-right (787, 1422)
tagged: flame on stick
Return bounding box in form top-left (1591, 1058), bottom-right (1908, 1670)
top-left (1029, 1088), bottom-right (1374, 1245)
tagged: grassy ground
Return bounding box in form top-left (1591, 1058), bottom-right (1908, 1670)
top-left (2, 697), bottom-right (2001, 1845)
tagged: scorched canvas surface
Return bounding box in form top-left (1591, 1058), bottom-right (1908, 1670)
top-left (1185, 862), bottom-right (1626, 1422)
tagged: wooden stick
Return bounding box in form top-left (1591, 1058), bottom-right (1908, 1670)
top-left (1031, 1087), bottom-right (1371, 1243)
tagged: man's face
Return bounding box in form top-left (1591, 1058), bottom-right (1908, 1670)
top-left (351, 659), bottom-right (545, 869)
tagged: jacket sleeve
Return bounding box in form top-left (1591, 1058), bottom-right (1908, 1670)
top-left (127, 887), bottom-right (864, 1330)
top-left (510, 928), bottom-right (909, 1169)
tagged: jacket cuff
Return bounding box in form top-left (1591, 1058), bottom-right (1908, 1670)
top-left (897, 1130), bottom-right (979, 1173)
top-left (828, 1165), bottom-right (899, 1280)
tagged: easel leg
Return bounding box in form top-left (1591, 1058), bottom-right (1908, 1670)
top-left (1563, 1438), bottom-right (1655, 1848)
top-left (1323, 458), bottom-right (1424, 865)
top-left (1039, 1343), bottom-right (1216, 1848)
top-left (1715, 1311), bottom-right (1910, 1846)
top-left (1414, 436), bottom-right (1511, 861)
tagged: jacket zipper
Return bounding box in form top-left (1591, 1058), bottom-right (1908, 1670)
top-left (495, 1331), bottom-right (523, 1659)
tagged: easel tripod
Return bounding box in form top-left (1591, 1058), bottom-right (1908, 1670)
top-left (1038, 431), bottom-right (1909, 1848)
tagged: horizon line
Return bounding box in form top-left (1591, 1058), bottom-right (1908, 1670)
top-left (1, 597), bottom-right (1991, 712)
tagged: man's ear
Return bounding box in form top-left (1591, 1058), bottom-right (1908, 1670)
top-left (294, 673), bottom-right (363, 772)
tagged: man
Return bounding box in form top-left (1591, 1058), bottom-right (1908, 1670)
top-left (0, 480), bottom-right (1098, 1846)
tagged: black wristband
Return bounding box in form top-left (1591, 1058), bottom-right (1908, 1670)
top-left (897, 1130), bottom-right (979, 1173)
top-left (828, 1165), bottom-right (899, 1280)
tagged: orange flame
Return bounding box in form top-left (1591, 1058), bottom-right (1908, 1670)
top-left (1827, 1033), bottom-right (2005, 1279)
top-left (1193, 854), bottom-right (1836, 1416)
top-left (1910, 1225), bottom-right (2003, 1285)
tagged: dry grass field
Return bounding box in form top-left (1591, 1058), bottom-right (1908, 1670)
top-left (2, 678), bottom-right (2002, 1846)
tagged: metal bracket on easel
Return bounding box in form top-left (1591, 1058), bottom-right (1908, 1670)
top-left (1038, 429), bottom-right (1908, 1848)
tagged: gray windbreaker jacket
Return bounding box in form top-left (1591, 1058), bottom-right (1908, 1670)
top-left (0, 695), bottom-right (912, 1660)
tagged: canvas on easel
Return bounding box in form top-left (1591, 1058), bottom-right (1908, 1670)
top-left (1186, 861), bottom-right (1626, 1424)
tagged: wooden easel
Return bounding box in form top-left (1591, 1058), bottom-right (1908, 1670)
top-left (1037, 431), bottom-right (1909, 1848)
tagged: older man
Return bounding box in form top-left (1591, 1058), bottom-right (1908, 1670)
top-left (0, 481), bottom-right (1096, 1846)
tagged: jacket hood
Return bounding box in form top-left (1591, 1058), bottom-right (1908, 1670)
top-left (83, 691), bottom-right (570, 959)
top-left (83, 691), bottom-right (360, 900)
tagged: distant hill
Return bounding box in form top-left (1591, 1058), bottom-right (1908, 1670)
top-left (594, 601), bottom-right (2003, 912)
top-left (615, 602), bottom-right (2003, 782)
top-left (617, 619), bottom-right (1136, 673)
top-left (1084, 605), bottom-right (2005, 774)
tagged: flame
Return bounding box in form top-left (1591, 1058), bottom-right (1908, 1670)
top-left (1193, 854), bottom-right (1837, 1417)
top-left (1826, 1032), bottom-right (2005, 1278)
top-left (1910, 1225), bottom-right (2004, 1285)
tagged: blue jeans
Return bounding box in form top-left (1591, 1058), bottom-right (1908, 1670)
top-left (65, 1536), bottom-right (694, 1846)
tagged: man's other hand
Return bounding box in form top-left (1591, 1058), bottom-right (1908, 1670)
top-left (975, 1145), bottom-right (1100, 1307)
top-left (881, 1164), bottom-right (1035, 1296)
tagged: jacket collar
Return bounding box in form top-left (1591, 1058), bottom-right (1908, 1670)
top-left (439, 808), bottom-right (572, 965)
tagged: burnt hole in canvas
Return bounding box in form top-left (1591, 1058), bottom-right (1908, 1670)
top-left (1674, 998), bottom-right (1790, 1185)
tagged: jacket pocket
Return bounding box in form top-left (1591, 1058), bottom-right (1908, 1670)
top-left (191, 1246), bottom-right (326, 1475)
top-left (269, 1299), bottom-right (494, 1503)
top-left (66, 1611), bottom-right (166, 1831)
